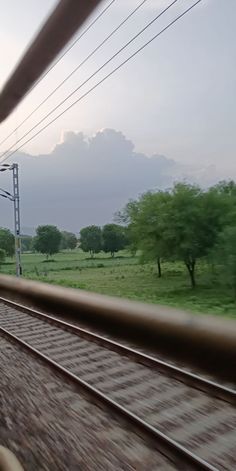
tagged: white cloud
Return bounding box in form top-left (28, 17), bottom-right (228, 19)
top-left (0, 128), bottom-right (231, 233)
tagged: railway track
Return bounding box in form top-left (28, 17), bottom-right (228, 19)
top-left (0, 297), bottom-right (235, 471)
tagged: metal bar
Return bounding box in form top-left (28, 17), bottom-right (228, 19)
top-left (0, 275), bottom-right (235, 382)
top-left (0, 0), bottom-right (102, 123)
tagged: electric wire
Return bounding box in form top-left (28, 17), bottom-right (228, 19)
top-left (0, 0), bottom-right (179, 160)
top-left (0, 0), bottom-right (116, 148)
top-left (0, 0), bottom-right (148, 150)
top-left (0, 0), bottom-right (202, 164)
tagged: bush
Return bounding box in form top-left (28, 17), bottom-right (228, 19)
top-left (0, 228), bottom-right (14, 256)
top-left (0, 249), bottom-right (6, 266)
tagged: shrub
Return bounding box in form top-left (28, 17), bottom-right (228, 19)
top-left (0, 248), bottom-right (6, 266)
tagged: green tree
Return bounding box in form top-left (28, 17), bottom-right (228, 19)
top-left (213, 224), bottom-right (236, 298)
top-left (159, 183), bottom-right (227, 287)
top-left (119, 192), bottom-right (171, 276)
top-left (79, 225), bottom-right (102, 257)
top-left (0, 228), bottom-right (15, 256)
top-left (60, 231), bottom-right (77, 250)
top-left (21, 235), bottom-right (33, 253)
top-left (102, 224), bottom-right (127, 257)
top-left (212, 180), bottom-right (236, 198)
top-left (116, 200), bottom-right (140, 255)
top-left (0, 248), bottom-right (6, 267)
top-left (120, 183), bottom-right (228, 287)
top-left (34, 225), bottom-right (62, 258)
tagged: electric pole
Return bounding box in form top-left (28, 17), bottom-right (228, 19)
top-left (0, 163), bottom-right (22, 277)
top-left (12, 164), bottom-right (22, 276)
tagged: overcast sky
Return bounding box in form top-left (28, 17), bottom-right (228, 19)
top-left (0, 0), bottom-right (235, 231)
top-left (0, 128), bottom-right (229, 233)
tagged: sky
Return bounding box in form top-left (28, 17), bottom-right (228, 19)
top-left (0, 0), bottom-right (235, 232)
top-left (0, 128), bottom-right (227, 233)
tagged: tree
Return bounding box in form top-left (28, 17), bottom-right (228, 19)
top-left (116, 200), bottom-right (140, 255)
top-left (212, 180), bottom-right (236, 198)
top-left (21, 235), bottom-right (33, 253)
top-left (102, 224), bottom-right (127, 257)
top-left (34, 225), bottom-right (62, 258)
top-left (60, 231), bottom-right (77, 250)
top-left (119, 191), bottom-right (171, 276)
top-left (120, 183), bottom-right (228, 287)
top-left (213, 224), bottom-right (236, 298)
top-left (79, 225), bottom-right (102, 257)
top-left (0, 228), bottom-right (15, 256)
top-left (158, 183), bottom-right (226, 287)
top-left (0, 249), bottom-right (6, 267)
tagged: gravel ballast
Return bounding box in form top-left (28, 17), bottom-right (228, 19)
top-left (0, 335), bottom-right (176, 471)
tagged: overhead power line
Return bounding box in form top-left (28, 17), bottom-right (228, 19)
top-left (0, 0), bottom-right (147, 149)
top-left (0, 0), bottom-right (202, 164)
top-left (0, 0), bottom-right (179, 161)
top-left (0, 0), bottom-right (116, 146)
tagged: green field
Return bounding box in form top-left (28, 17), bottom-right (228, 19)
top-left (1, 250), bottom-right (235, 318)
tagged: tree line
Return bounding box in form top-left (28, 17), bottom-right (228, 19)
top-left (80, 224), bottom-right (127, 257)
top-left (32, 224), bottom-right (127, 258)
top-left (0, 226), bottom-right (78, 264)
top-left (0, 180), bottom-right (235, 295)
top-left (0, 223), bottom-right (128, 263)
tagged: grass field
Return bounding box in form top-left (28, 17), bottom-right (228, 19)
top-left (1, 250), bottom-right (235, 318)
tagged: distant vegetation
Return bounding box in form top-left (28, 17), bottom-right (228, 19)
top-left (0, 248), bottom-right (6, 267)
top-left (0, 228), bottom-right (14, 257)
top-left (0, 180), bottom-right (236, 316)
top-left (80, 225), bottom-right (102, 257)
top-left (60, 231), bottom-right (77, 251)
top-left (34, 225), bottom-right (62, 258)
top-left (21, 228), bottom-right (78, 255)
top-left (79, 224), bottom-right (127, 257)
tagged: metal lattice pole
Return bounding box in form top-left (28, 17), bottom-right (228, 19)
top-left (12, 164), bottom-right (22, 277)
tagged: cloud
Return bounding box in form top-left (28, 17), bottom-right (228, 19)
top-left (0, 128), bottom-right (229, 233)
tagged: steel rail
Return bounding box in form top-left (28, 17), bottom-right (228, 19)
top-left (0, 0), bottom-right (102, 123)
top-left (0, 276), bottom-right (235, 382)
top-left (1, 296), bottom-right (235, 405)
top-left (0, 325), bottom-right (219, 471)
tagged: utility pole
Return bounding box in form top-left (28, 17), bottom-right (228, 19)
top-left (0, 163), bottom-right (22, 277)
top-left (12, 164), bottom-right (22, 277)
